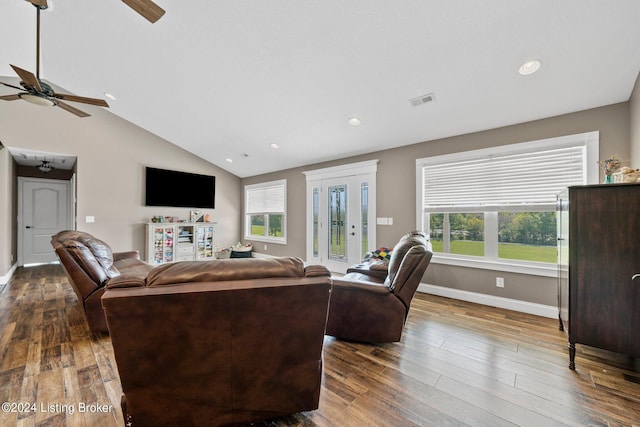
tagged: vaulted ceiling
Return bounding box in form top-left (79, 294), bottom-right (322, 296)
top-left (1, 0), bottom-right (640, 178)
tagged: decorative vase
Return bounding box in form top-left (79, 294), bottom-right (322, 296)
top-left (603, 174), bottom-right (614, 184)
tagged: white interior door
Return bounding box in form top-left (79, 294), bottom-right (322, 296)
top-left (19, 177), bottom-right (73, 265)
top-left (305, 160), bottom-right (377, 274)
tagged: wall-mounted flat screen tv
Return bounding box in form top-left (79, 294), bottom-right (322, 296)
top-left (145, 167), bottom-right (215, 208)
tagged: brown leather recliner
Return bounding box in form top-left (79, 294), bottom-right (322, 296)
top-left (51, 230), bottom-right (153, 333)
top-left (325, 231), bottom-right (433, 343)
top-left (101, 257), bottom-right (332, 427)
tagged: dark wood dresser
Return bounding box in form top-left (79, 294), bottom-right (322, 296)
top-left (558, 183), bottom-right (640, 369)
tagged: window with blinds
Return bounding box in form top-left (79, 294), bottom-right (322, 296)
top-left (416, 131), bottom-right (599, 270)
top-left (422, 145), bottom-right (586, 212)
top-left (244, 179), bottom-right (286, 243)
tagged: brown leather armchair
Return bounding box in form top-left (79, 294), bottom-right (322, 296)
top-left (51, 230), bottom-right (153, 333)
top-left (325, 231), bottom-right (433, 343)
top-left (102, 257), bottom-right (332, 427)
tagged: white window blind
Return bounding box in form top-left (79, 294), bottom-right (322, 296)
top-left (246, 180), bottom-right (286, 214)
top-left (422, 144), bottom-right (587, 213)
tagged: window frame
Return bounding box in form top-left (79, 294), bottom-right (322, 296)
top-left (415, 132), bottom-right (599, 277)
top-left (244, 179), bottom-right (287, 244)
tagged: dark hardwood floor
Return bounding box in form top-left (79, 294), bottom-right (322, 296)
top-left (1, 264), bottom-right (639, 426)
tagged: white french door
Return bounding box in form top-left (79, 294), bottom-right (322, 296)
top-left (305, 160), bottom-right (377, 274)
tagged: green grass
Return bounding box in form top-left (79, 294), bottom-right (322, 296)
top-left (250, 225), bottom-right (282, 237)
top-left (430, 240), bottom-right (557, 263)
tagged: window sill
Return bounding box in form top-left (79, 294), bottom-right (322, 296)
top-left (431, 254), bottom-right (557, 278)
top-left (245, 236), bottom-right (287, 245)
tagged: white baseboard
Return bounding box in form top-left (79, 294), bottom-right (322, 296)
top-left (417, 283), bottom-right (558, 319)
top-left (250, 252), bottom-right (273, 258)
top-left (0, 263), bottom-right (18, 286)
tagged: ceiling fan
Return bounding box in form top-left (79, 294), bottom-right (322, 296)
top-left (24, 0), bottom-right (166, 23)
top-left (0, 2), bottom-right (113, 117)
top-left (38, 160), bottom-right (54, 173)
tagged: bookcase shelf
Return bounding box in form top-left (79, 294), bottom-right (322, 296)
top-left (146, 222), bottom-right (216, 265)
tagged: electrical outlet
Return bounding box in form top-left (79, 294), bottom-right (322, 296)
top-left (496, 277), bottom-right (505, 288)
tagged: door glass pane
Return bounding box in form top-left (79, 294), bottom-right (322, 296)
top-left (313, 188), bottom-right (319, 257)
top-left (328, 184), bottom-right (347, 262)
top-left (361, 182), bottom-right (368, 256)
top-left (498, 211), bottom-right (557, 262)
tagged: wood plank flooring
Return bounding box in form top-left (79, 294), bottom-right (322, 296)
top-left (1, 264), bottom-right (639, 426)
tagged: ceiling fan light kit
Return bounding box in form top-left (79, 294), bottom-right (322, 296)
top-left (18, 93), bottom-right (56, 107)
top-left (38, 160), bottom-right (53, 173)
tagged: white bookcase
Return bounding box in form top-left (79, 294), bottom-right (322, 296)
top-left (146, 222), bottom-right (216, 265)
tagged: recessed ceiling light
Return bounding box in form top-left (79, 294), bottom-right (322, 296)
top-left (348, 117), bottom-right (362, 126)
top-left (225, 158), bottom-right (233, 163)
top-left (518, 60), bottom-right (541, 76)
top-left (270, 143), bottom-right (280, 149)
top-left (104, 92), bottom-right (116, 101)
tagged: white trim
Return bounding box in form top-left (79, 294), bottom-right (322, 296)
top-left (415, 131), bottom-right (599, 270)
top-left (250, 252), bottom-right (274, 259)
top-left (0, 263), bottom-right (17, 286)
top-left (303, 159), bottom-right (379, 180)
top-left (415, 131), bottom-right (599, 169)
top-left (244, 179), bottom-right (287, 244)
top-left (417, 283), bottom-right (558, 319)
top-left (304, 160), bottom-right (378, 270)
top-left (431, 254), bottom-right (558, 277)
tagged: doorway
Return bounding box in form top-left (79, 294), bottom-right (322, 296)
top-left (304, 160), bottom-right (377, 273)
top-left (18, 177), bottom-right (74, 265)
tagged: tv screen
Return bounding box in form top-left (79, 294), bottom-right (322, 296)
top-left (145, 167), bottom-right (215, 208)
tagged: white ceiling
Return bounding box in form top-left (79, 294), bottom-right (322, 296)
top-left (1, 0), bottom-right (640, 178)
top-left (7, 147), bottom-right (76, 170)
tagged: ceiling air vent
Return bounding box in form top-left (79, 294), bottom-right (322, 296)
top-left (409, 93), bottom-right (435, 107)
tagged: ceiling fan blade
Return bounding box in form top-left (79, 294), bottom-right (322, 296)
top-left (0, 94), bottom-right (22, 101)
top-left (121, 0), bottom-right (165, 23)
top-left (56, 100), bottom-right (90, 118)
top-left (24, 0), bottom-right (48, 8)
top-left (10, 64), bottom-right (43, 92)
top-left (1, 81), bottom-right (25, 91)
top-left (54, 93), bottom-right (109, 108)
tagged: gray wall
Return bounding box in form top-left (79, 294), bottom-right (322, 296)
top-left (0, 107), bottom-right (242, 277)
top-left (0, 146), bottom-right (16, 280)
top-left (242, 102), bottom-right (631, 306)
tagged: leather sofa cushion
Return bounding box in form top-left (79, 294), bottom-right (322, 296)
top-left (80, 236), bottom-right (121, 278)
top-left (385, 231), bottom-right (428, 291)
top-left (106, 275), bottom-right (146, 289)
top-left (64, 240), bottom-right (111, 286)
top-left (146, 257), bottom-right (306, 287)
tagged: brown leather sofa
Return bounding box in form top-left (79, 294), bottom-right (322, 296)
top-left (51, 230), bottom-right (153, 333)
top-left (325, 231), bottom-right (433, 343)
top-left (101, 257), bottom-right (332, 427)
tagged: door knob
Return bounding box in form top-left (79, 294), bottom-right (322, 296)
top-left (25, 226), bottom-right (32, 229)
top-left (633, 274), bottom-right (640, 281)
